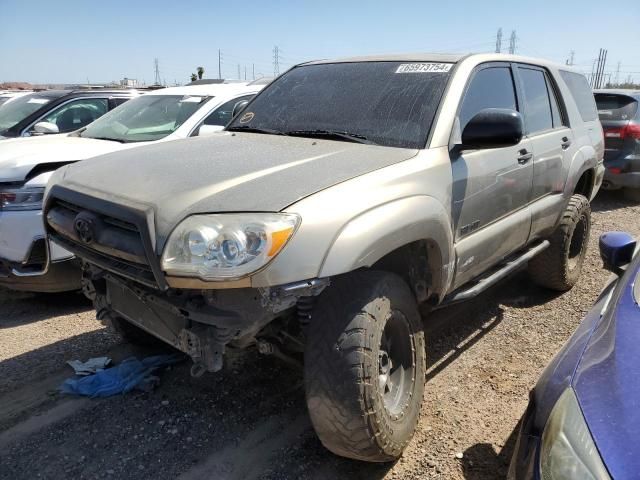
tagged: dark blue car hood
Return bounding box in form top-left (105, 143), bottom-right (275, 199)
top-left (573, 261), bottom-right (640, 479)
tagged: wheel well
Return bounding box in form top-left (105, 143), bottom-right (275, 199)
top-left (371, 240), bottom-right (443, 304)
top-left (574, 169), bottom-right (594, 199)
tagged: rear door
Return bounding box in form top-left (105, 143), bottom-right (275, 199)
top-left (594, 93), bottom-right (640, 163)
top-left (514, 64), bottom-right (573, 238)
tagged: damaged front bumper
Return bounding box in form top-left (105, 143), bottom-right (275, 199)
top-left (84, 265), bottom-right (328, 375)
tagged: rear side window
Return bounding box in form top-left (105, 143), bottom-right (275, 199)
top-left (519, 68), bottom-right (553, 134)
top-left (459, 66), bottom-right (517, 130)
top-left (594, 94), bottom-right (639, 121)
top-left (559, 71), bottom-right (598, 122)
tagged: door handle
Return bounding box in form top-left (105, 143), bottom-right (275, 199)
top-left (561, 136), bottom-right (572, 149)
top-left (518, 149), bottom-right (533, 164)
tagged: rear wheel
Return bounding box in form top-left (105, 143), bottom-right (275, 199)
top-left (304, 271), bottom-right (425, 462)
top-left (528, 194), bottom-right (591, 291)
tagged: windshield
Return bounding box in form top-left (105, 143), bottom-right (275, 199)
top-left (0, 93), bottom-right (54, 131)
top-left (226, 61), bottom-right (452, 149)
top-left (80, 94), bottom-right (210, 143)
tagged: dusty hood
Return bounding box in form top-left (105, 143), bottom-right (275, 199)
top-left (0, 134), bottom-right (134, 182)
top-left (55, 132), bottom-right (418, 239)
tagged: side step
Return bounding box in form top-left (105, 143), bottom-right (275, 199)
top-left (435, 240), bottom-right (550, 309)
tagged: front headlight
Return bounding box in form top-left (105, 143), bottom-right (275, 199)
top-left (161, 213), bottom-right (299, 281)
top-left (0, 186), bottom-right (45, 211)
top-left (540, 388), bottom-right (610, 479)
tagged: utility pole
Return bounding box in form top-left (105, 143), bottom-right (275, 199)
top-left (218, 49), bottom-right (222, 80)
top-left (252, 64), bottom-right (255, 80)
top-left (508, 30), bottom-right (516, 54)
top-left (566, 50), bottom-right (575, 66)
top-left (154, 58), bottom-right (161, 85)
top-left (244, 66), bottom-right (247, 81)
top-left (615, 61), bottom-right (621, 86)
top-left (495, 28), bottom-right (502, 53)
top-left (237, 64), bottom-right (241, 79)
top-left (273, 45), bottom-right (280, 77)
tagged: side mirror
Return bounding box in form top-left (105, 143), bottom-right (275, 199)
top-left (599, 231), bottom-right (636, 275)
top-left (231, 100), bottom-right (250, 119)
top-left (197, 124), bottom-right (224, 136)
top-left (32, 121), bottom-right (60, 135)
top-left (461, 108), bottom-right (523, 149)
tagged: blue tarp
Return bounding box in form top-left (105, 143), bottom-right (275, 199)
top-left (60, 354), bottom-right (183, 398)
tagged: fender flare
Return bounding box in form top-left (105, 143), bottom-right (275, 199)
top-left (319, 195), bottom-right (454, 297)
top-left (564, 146), bottom-right (597, 198)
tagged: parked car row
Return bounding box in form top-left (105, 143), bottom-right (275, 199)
top-left (0, 53), bottom-right (636, 476)
top-left (0, 82), bottom-right (264, 291)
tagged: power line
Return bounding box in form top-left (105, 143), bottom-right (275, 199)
top-left (495, 28), bottom-right (502, 53)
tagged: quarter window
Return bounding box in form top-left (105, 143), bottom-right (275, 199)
top-left (519, 68), bottom-right (553, 134)
top-left (459, 67), bottom-right (518, 130)
top-left (560, 71), bottom-right (598, 122)
top-left (203, 95), bottom-right (254, 127)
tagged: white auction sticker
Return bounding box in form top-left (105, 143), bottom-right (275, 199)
top-left (27, 98), bottom-right (50, 104)
top-left (395, 63), bottom-right (453, 73)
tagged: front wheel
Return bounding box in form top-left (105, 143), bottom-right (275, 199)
top-left (528, 194), bottom-right (591, 291)
top-left (304, 271), bottom-right (426, 462)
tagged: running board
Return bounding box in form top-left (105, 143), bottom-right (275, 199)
top-left (435, 240), bottom-right (550, 309)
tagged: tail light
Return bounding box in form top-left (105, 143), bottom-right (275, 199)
top-left (604, 124), bottom-right (640, 140)
top-left (608, 167), bottom-right (622, 174)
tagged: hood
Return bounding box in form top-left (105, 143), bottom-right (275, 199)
top-left (572, 259), bottom-right (640, 479)
top-left (0, 135), bottom-right (133, 182)
top-left (56, 132), bottom-right (418, 241)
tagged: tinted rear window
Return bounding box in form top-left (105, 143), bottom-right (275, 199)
top-left (559, 71), bottom-right (598, 122)
top-left (226, 61), bottom-right (453, 149)
top-left (595, 94), bottom-right (639, 121)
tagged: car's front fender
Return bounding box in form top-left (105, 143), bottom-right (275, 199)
top-left (318, 195), bottom-right (454, 297)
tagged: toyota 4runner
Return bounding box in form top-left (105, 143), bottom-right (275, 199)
top-left (44, 53), bottom-right (604, 462)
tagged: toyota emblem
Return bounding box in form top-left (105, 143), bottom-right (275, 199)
top-left (74, 217), bottom-right (95, 244)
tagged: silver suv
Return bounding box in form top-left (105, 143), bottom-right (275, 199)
top-left (44, 53), bottom-right (604, 462)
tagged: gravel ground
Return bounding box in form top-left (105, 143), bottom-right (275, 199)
top-left (0, 190), bottom-right (639, 480)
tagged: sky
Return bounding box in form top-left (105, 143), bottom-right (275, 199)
top-left (1, 0), bottom-right (639, 85)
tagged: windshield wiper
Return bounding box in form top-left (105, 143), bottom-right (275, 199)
top-left (226, 125), bottom-right (287, 136)
top-left (284, 129), bottom-right (372, 144)
top-left (83, 136), bottom-right (127, 143)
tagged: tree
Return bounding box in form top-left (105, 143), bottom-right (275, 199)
top-left (197, 66), bottom-right (204, 80)
top-left (190, 73), bottom-right (198, 82)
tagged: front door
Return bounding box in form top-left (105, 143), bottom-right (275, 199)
top-left (451, 63), bottom-right (533, 288)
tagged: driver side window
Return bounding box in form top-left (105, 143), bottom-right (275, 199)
top-left (459, 67), bottom-right (518, 130)
top-left (35, 98), bottom-right (108, 133)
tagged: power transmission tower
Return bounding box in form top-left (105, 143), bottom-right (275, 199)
top-left (273, 46), bottom-right (280, 77)
top-left (615, 61), bottom-right (621, 86)
top-left (567, 50), bottom-right (575, 66)
top-left (154, 58), bottom-right (161, 85)
top-left (495, 28), bottom-right (502, 53)
top-left (508, 31), bottom-right (516, 54)
top-left (218, 50), bottom-right (222, 80)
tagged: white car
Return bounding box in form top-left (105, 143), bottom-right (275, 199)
top-left (0, 82), bottom-right (263, 292)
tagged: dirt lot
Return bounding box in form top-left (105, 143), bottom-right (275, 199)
top-left (1, 190), bottom-right (639, 480)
